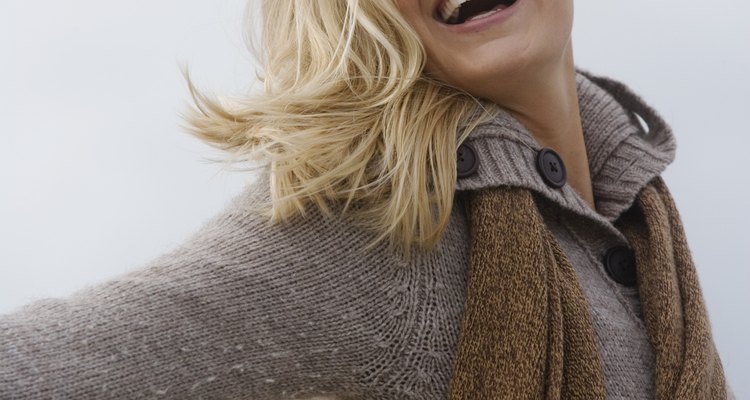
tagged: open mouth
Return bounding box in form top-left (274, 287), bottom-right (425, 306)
top-left (437, 0), bottom-right (518, 25)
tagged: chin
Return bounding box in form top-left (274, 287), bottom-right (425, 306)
top-left (430, 43), bottom-right (536, 94)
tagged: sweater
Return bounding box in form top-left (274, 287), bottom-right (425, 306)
top-left (0, 70), bottom-right (734, 399)
top-left (448, 175), bottom-right (728, 399)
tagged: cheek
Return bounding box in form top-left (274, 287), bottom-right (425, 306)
top-left (395, 0), bottom-right (424, 28)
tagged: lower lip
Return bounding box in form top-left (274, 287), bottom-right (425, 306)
top-left (437, 0), bottom-right (522, 33)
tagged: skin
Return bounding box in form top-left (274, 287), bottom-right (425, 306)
top-left (395, 0), bottom-right (597, 211)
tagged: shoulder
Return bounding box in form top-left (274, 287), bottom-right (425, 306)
top-left (175, 169), bottom-right (413, 275)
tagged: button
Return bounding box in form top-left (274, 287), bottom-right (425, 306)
top-left (603, 246), bottom-right (637, 286)
top-left (457, 142), bottom-right (479, 178)
top-left (536, 148), bottom-right (566, 188)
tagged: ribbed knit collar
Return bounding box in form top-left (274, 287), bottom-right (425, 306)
top-left (455, 69), bottom-right (677, 229)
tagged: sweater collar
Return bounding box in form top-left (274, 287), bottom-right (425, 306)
top-left (454, 69), bottom-right (677, 227)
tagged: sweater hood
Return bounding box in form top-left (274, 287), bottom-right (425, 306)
top-left (455, 69), bottom-right (677, 226)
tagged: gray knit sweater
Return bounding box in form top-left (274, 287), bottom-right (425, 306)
top-left (0, 70), bottom-right (734, 399)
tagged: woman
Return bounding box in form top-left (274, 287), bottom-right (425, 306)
top-left (0, 0), bottom-right (734, 399)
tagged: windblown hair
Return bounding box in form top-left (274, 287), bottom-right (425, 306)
top-left (179, 0), bottom-right (498, 254)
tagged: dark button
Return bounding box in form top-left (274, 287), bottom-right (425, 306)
top-left (457, 142), bottom-right (479, 178)
top-left (603, 246), bottom-right (637, 286)
top-left (535, 147), bottom-right (566, 188)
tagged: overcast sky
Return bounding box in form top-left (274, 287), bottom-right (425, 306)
top-left (1, 0), bottom-right (748, 396)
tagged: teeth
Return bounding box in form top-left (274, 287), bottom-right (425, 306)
top-left (466, 6), bottom-right (506, 22)
top-left (439, 0), bottom-right (468, 24)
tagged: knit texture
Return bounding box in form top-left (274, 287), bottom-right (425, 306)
top-left (456, 70), bottom-right (688, 398)
top-left (445, 176), bottom-right (727, 399)
top-left (448, 186), bottom-right (607, 399)
top-left (617, 178), bottom-right (728, 399)
top-left (0, 71), bottom-right (735, 399)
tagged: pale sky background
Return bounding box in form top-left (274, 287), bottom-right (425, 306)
top-left (1, 0), bottom-right (748, 397)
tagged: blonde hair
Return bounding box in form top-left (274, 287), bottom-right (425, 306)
top-left (179, 0), bottom-right (498, 254)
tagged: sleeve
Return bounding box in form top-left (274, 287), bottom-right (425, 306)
top-left (0, 209), bottom-right (359, 400)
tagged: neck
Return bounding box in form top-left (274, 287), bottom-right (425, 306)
top-left (487, 43), bottom-right (596, 211)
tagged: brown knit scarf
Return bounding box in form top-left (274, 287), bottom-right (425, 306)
top-left (446, 176), bottom-right (727, 399)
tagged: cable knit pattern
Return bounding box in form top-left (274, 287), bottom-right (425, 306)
top-left (0, 70), bottom-right (735, 399)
